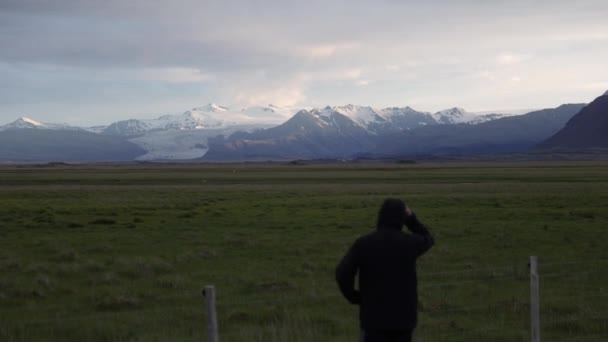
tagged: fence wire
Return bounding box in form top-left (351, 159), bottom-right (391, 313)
top-left (1, 258), bottom-right (606, 341)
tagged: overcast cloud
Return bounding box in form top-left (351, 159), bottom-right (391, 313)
top-left (1, 0), bottom-right (607, 125)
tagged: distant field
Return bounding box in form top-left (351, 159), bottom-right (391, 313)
top-left (1, 162), bottom-right (607, 341)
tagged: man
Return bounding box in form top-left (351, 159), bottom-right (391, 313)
top-left (336, 198), bottom-right (434, 342)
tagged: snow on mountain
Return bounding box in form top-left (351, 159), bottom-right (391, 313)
top-left (129, 129), bottom-right (214, 161)
top-left (380, 106), bottom-right (429, 117)
top-left (202, 103), bottom-right (229, 112)
top-left (100, 103), bottom-right (295, 137)
top-left (2, 103), bottom-right (508, 136)
top-left (90, 103), bottom-right (294, 160)
top-left (190, 103), bottom-right (294, 126)
top-left (321, 104), bottom-right (509, 131)
top-left (468, 113), bottom-right (509, 124)
top-left (308, 106), bottom-right (372, 131)
top-left (432, 107), bottom-right (472, 124)
top-left (309, 106), bottom-right (335, 120)
top-left (101, 119), bottom-right (152, 136)
top-left (130, 124), bottom-right (271, 161)
top-left (85, 125), bottom-right (108, 134)
top-left (603, 90), bottom-right (608, 96)
top-left (0, 102), bottom-right (516, 161)
top-left (310, 104), bottom-right (401, 134)
top-left (379, 107), bottom-right (436, 128)
top-left (142, 104), bottom-right (233, 131)
top-left (99, 105), bottom-right (235, 136)
top-left (2, 117), bottom-right (45, 129)
top-left (431, 107), bottom-right (518, 125)
top-left (305, 104), bottom-right (506, 134)
top-left (333, 104), bottom-right (387, 127)
top-left (0, 117), bottom-right (80, 131)
top-left (161, 107), bottom-right (233, 130)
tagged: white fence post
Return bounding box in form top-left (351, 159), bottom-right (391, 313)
top-left (203, 285), bottom-right (219, 342)
top-left (530, 256), bottom-right (540, 342)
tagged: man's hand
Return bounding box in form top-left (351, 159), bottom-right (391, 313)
top-left (403, 205), bottom-right (434, 256)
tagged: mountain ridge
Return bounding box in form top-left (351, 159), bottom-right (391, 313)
top-left (0, 99), bottom-right (594, 162)
top-left (538, 93), bottom-right (608, 149)
top-left (1, 103), bottom-right (515, 134)
top-left (204, 103), bottom-right (585, 161)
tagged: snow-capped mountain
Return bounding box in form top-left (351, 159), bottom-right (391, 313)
top-left (297, 104), bottom-right (510, 134)
top-left (204, 103), bottom-right (513, 160)
top-left (100, 103), bottom-right (293, 137)
top-left (101, 119), bottom-right (151, 136)
top-left (205, 104), bottom-right (586, 161)
top-left (380, 107), bottom-right (437, 128)
top-left (308, 107), bottom-right (373, 134)
top-left (432, 107), bottom-right (513, 125)
top-left (156, 106), bottom-right (233, 130)
top-left (432, 107), bottom-right (473, 124)
top-left (374, 104), bottom-right (586, 157)
top-left (0, 117), bottom-right (80, 131)
top-left (0, 101), bottom-right (527, 161)
top-left (309, 105), bottom-right (401, 135)
top-left (321, 104), bottom-right (428, 133)
top-left (204, 108), bottom-right (375, 161)
top-left (101, 105), bottom-right (234, 136)
top-left (333, 105), bottom-right (387, 128)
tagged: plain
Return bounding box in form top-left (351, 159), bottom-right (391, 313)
top-left (1, 162), bottom-right (607, 341)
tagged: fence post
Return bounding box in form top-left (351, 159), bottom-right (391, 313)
top-left (530, 256), bottom-right (540, 342)
top-left (203, 285), bottom-right (219, 342)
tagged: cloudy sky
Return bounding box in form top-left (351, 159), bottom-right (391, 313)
top-left (1, 0), bottom-right (608, 125)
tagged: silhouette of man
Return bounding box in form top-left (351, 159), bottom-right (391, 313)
top-left (336, 198), bottom-right (434, 342)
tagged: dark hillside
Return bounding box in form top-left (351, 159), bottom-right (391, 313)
top-left (0, 129), bottom-right (146, 162)
top-left (538, 94), bottom-right (608, 149)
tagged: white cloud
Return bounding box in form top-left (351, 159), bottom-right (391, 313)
top-left (438, 57), bottom-right (463, 65)
top-left (344, 69), bottom-right (362, 79)
top-left (307, 45), bottom-right (338, 58)
top-left (550, 31), bottom-right (608, 42)
top-left (496, 54), bottom-right (531, 65)
top-left (479, 70), bottom-right (496, 80)
top-left (2, 0), bottom-right (608, 125)
top-left (211, 71), bottom-right (308, 108)
top-left (296, 42), bottom-right (360, 59)
top-left (234, 85), bottom-right (307, 108)
top-left (137, 67), bottom-right (213, 83)
top-left (295, 68), bottom-right (364, 82)
top-left (575, 81), bottom-right (608, 90)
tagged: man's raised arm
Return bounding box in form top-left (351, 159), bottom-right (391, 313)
top-left (404, 208), bottom-right (434, 257)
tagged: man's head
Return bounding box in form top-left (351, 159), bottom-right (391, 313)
top-left (376, 198), bottom-right (406, 229)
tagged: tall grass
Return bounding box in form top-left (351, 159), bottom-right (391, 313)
top-left (1, 162), bottom-right (607, 341)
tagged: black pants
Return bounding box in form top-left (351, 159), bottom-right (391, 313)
top-left (360, 329), bottom-right (413, 342)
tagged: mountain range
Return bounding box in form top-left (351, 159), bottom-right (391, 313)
top-left (1, 92), bottom-right (605, 162)
top-left (369, 104), bottom-right (587, 157)
top-left (203, 104), bottom-right (586, 161)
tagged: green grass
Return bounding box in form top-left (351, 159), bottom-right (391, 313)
top-left (0, 162), bottom-right (607, 341)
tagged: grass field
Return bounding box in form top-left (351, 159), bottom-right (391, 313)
top-left (1, 162), bottom-right (607, 341)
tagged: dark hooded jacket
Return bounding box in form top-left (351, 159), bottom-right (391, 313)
top-left (335, 213), bottom-right (434, 331)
